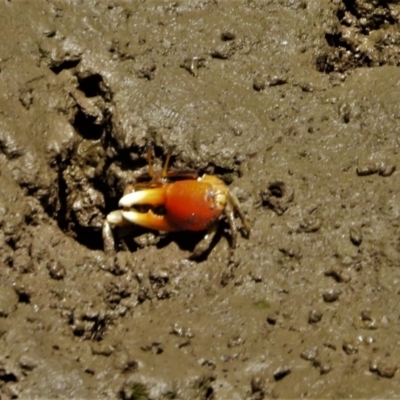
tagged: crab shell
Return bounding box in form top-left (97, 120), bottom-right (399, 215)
top-left (117, 175), bottom-right (229, 232)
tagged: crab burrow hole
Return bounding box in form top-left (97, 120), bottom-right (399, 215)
top-left (51, 69), bottom-right (121, 250)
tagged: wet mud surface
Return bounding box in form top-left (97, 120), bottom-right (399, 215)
top-left (1, 1), bottom-right (400, 398)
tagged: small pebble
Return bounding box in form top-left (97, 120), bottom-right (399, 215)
top-left (221, 31), bottom-right (235, 41)
top-left (342, 339), bottom-right (358, 355)
top-left (91, 342), bottom-right (114, 356)
top-left (300, 82), bottom-right (314, 92)
top-left (227, 335), bottom-right (245, 348)
top-left (308, 309), bottom-right (322, 324)
top-left (267, 74), bottom-right (288, 87)
top-left (274, 366), bottom-right (291, 381)
top-left (47, 261), bottom-right (66, 280)
top-left (18, 355), bottom-right (38, 371)
top-left (253, 74), bottom-right (287, 91)
top-left (324, 268), bottom-right (350, 283)
top-left (221, 354), bottom-right (231, 363)
top-left (253, 77), bottom-right (266, 91)
top-left (364, 319), bottom-right (379, 330)
top-left (177, 339), bottom-right (190, 349)
top-left (180, 57), bottom-right (204, 77)
top-left (356, 164), bottom-right (378, 176)
top-left (339, 102), bottom-right (351, 123)
top-left (371, 360), bottom-right (397, 378)
top-left (300, 347), bottom-right (319, 361)
top-left (319, 362), bottom-right (332, 375)
top-left (363, 336), bottom-right (375, 345)
top-left (361, 309), bottom-right (372, 321)
top-left (211, 43), bottom-right (234, 59)
top-left (250, 270), bottom-right (262, 283)
top-left (170, 323), bottom-right (185, 337)
top-left (198, 358), bottom-right (216, 369)
top-left (323, 289), bottom-right (341, 303)
top-left (250, 376), bottom-right (264, 393)
top-left (349, 227), bottom-right (362, 246)
top-left (378, 163), bottom-right (396, 177)
top-left (298, 216), bottom-right (322, 233)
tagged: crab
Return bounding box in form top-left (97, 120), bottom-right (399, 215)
top-left (102, 150), bottom-right (250, 258)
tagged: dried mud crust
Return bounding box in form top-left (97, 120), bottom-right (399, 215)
top-left (318, 0), bottom-right (400, 72)
top-left (1, 0), bottom-right (400, 399)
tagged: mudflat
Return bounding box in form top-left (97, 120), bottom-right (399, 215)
top-left (0, 1), bottom-right (399, 398)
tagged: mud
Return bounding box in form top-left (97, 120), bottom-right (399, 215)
top-left (1, 0), bottom-right (400, 399)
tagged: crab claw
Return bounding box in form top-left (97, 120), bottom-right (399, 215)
top-left (119, 187), bottom-right (165, 208)
top-left (106, 210), bottom-right (125, 225)
top-left (122, 209), bottom-right (178, 232)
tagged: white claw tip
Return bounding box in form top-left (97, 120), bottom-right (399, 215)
top-left (119, 191), bottom-right (145, 207)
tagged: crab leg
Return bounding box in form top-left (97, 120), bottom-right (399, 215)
top-left (223, 200), bottom-right (238, 249)
top-left (122, 209), bottom-right (178, 232)
top-left (191, 222), bottom-right (219, 258)
top-left (103, 210), bottom-right (131, 255)
top-left (119, 187), bottom-right (166, 208)
top-left (228, 192), bottom-right (251, 235)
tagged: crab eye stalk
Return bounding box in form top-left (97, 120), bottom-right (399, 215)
top-left (161, 152), bottom-right (172, 178)
top-left (146, 147), bottom-right (155, 177)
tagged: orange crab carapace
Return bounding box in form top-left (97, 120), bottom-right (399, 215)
top-left (102, 150), bottom-right (250, 257)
